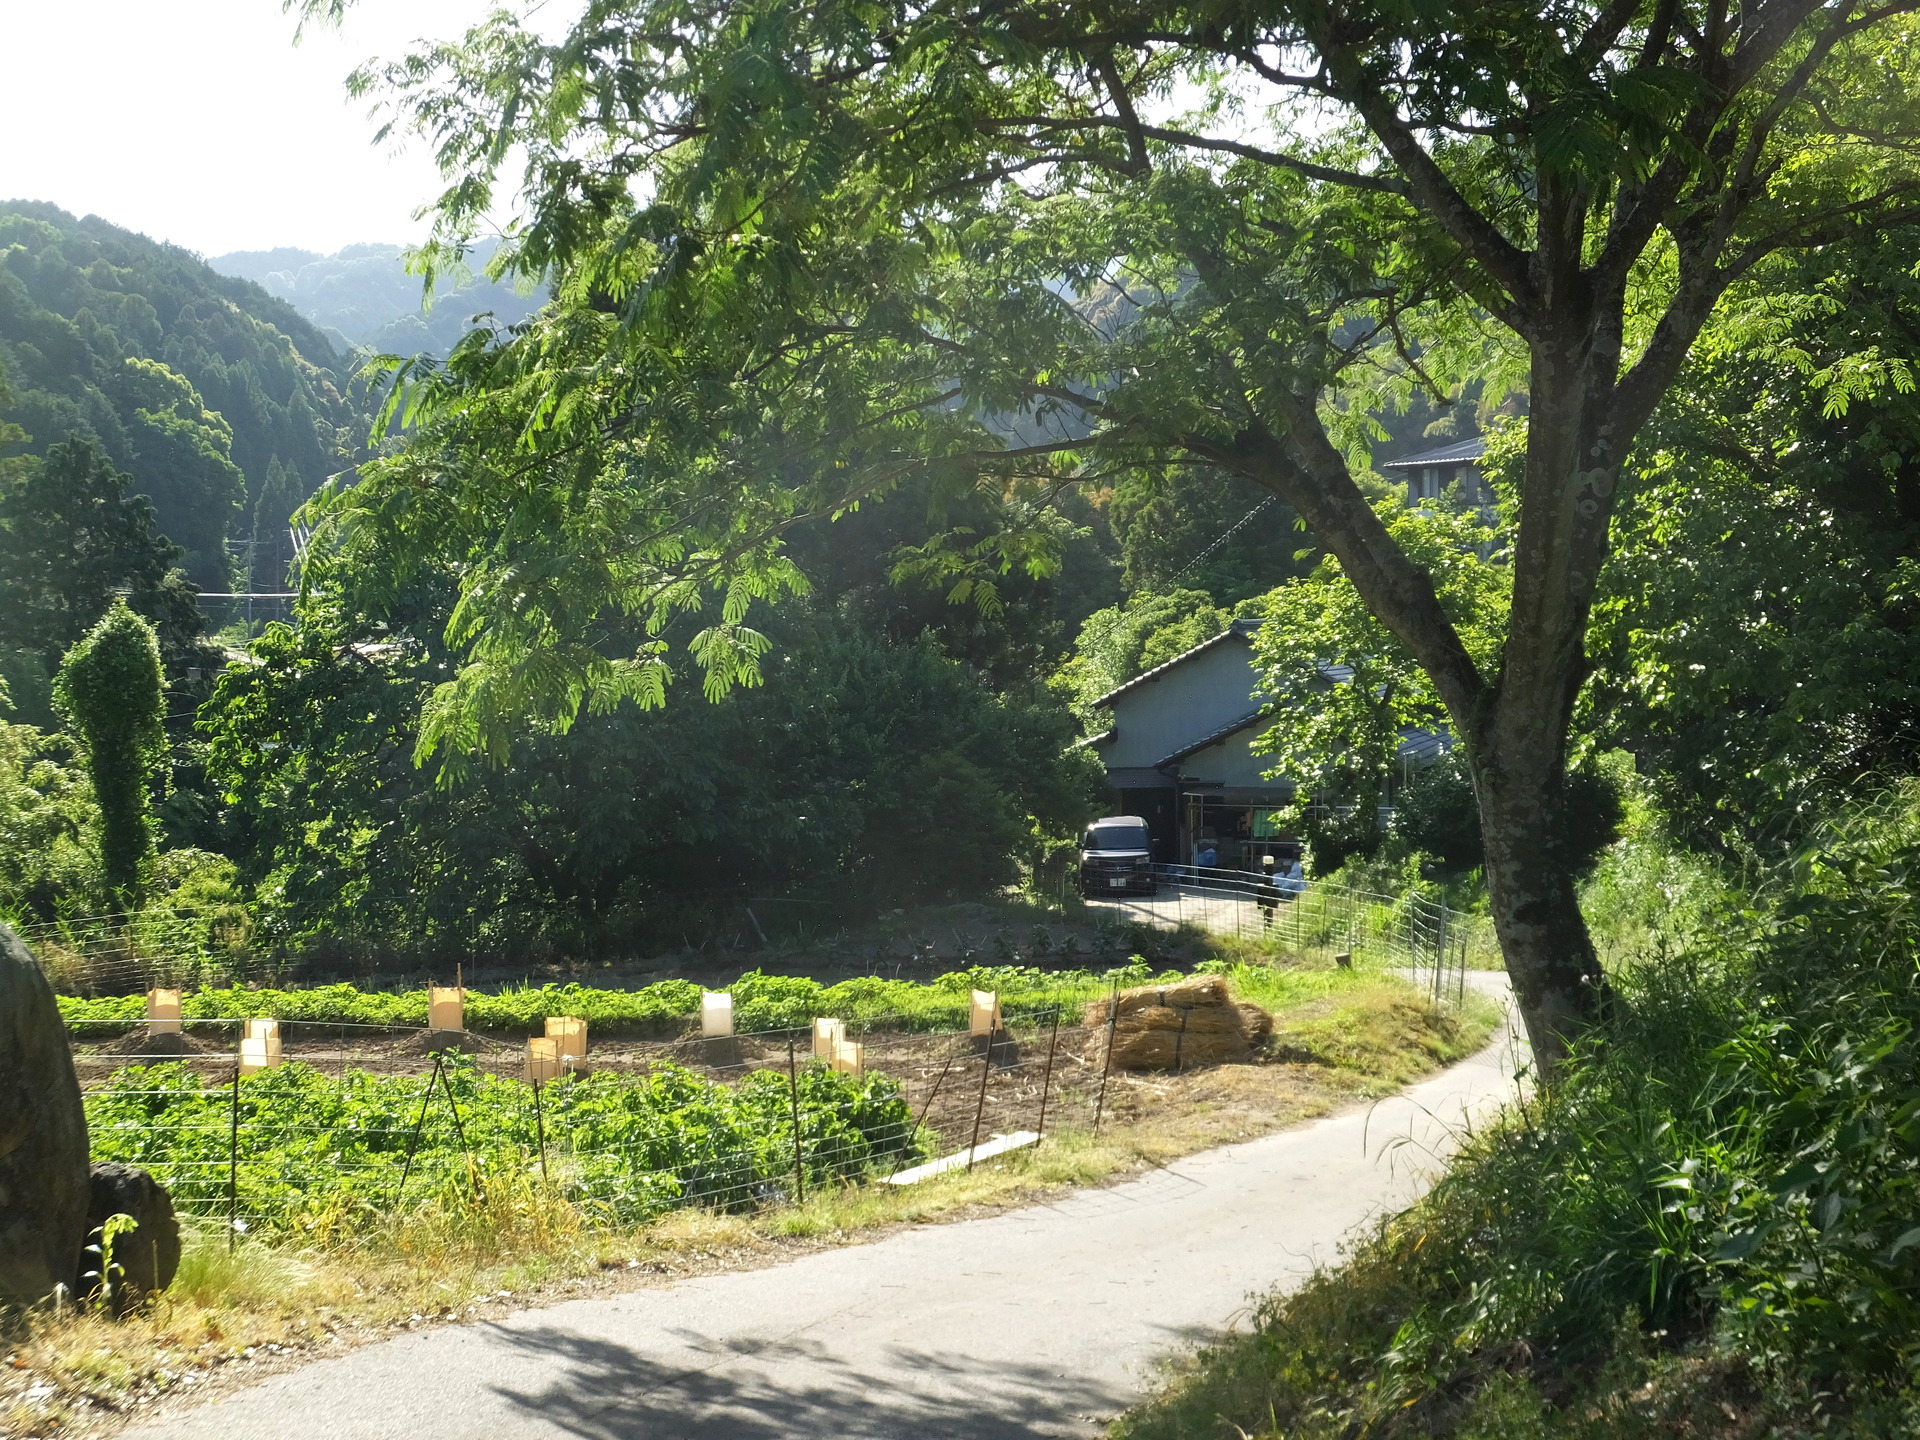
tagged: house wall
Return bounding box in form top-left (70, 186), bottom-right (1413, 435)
top-left (1100, 639), bottom-right (1264, 769)
top-left (1174, 725), bottom-right (1281, 789)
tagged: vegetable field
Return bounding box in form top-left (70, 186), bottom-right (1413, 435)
top-left (87, 1058), bottom-right (925, 1232)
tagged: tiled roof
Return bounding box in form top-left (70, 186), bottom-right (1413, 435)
top-left (1089, 617), bottom-right (1264, 709)
top-left (1378, 436), bottom-right (1487, 469)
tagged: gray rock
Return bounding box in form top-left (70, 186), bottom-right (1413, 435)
top-left (0, 923), bottom-right (91, 1306)
top-left (83, 1163), bottom-right (181, 1313)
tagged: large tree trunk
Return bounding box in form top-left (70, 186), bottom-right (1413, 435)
top-left (1457, 329), bottom-right (1625, 1072)
top-left (1470, 736), bottom-right (1611, 1073)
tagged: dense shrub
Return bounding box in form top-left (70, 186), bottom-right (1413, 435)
top-left (1393, 749), bottom-right (1629, 874)
top-left (56, 965), bottom-right (1143, 1037)
top-left (1122, 786), bottom-right (1920, 1438)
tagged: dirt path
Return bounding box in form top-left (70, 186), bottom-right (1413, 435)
top-left (117, 978), bottom-right (1524, 1440)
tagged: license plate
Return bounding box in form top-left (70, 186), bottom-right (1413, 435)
top-left (1108, 878), bottom-right (1126, 888)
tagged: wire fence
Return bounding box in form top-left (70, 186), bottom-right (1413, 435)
top-left (75, 1004), bottom-right (1140, 1239)
top-left (1085, 865), bottom-right (1484, 1008)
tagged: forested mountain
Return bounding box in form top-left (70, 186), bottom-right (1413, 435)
top-left (0, 202), bottom-right (367, 591)
top-left (209, 241), bottom-right (545, 356)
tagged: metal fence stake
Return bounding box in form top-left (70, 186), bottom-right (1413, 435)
top-left (1093, 979), bottom-right (1119, 1135)
top-left (532, 1078), bottom-right (549, 1184)
top-left (1035, 1004), bottom-right (1063, 1142)
top-left (227, 1066), bottom-right (239, 1254)
top-left (786, 1037), bottom-right (806, 1205)
top-left (911, 1039), bottom-right (959, 1149)
top-left (965, 1024), bottom-right (995, 1173)
top-left (395, 1053), bottom-right (443, 1207)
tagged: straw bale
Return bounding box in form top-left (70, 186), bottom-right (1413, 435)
top-left (1083, 975), bottom-right (1274, 1071)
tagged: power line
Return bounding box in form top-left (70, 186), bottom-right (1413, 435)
top-left (1171, 497), bottom-right (1273, 584)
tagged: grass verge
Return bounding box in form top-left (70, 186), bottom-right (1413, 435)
top-left (1115, 788), bottom-right (1920, 1440)
top-left (5, 972), bottom-right (1493, 1438)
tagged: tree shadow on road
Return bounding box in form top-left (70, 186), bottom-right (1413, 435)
top-left (479, 1319), bottom-right (1163, 1438)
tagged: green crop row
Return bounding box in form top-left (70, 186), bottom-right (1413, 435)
top-left (58, 962), bottom-right (1170, 1037)
top-left (86, 1057), bottom-right (924, 1230)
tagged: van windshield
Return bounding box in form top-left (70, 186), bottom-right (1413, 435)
top-left (1084, 824), bottom-right (1150, 853)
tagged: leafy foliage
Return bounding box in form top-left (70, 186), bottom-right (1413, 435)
top-left (55, 602), bottom-right (165, 902)
top-left (1055, 588), bottom-right (1248, 725)
top-left (1122, 787), bottom-right (1920, 1437)
top-left (1589, 226), bottom-right (1920, 857)
top-left (0, 436), bottom-right (217, 726)
top-left (1250, 498), bottom-right (1508, 846)
top-left (0, 723), bottom-right (100, 922)
top-left (1394, 748), bottom-right (1629, 877)
top-left (202, 603), bottom-right (1098, 956)
top-left (56, 964), bottom-right (1127, 1036)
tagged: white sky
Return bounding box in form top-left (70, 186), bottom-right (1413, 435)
top-left (0, 0), bottom-right (546, 258)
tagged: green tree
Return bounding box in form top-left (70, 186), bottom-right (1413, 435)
top-left (111, 358), bottom-right (246, 588)
top-left (0, 203), bottom-right (366, 591)
top-left (0, 437), bottom-right (210, 725)
top-left (204, 602), bottom-right (1096, 954)
top-left (55, 602), bottom-right (166, 904)
top-left (299, 0), bottom-right (1920, 1066)
top-left (0, 437), bottom-right (190, 655)
top-left (249, 456), bottom-right (306, 594)
top-left (1056, 589), bottom-right (1237, 724)
top-left (1588, 225), bottom-right (1920, 855)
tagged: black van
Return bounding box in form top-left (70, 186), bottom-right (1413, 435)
top-left (1079, 815), bottom-right (1157, 897)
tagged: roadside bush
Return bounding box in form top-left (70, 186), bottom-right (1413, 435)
top-left (1394, 749), bottom-right (1629, 875)
top-left (1122, 783), bottom-right (1920, 1438)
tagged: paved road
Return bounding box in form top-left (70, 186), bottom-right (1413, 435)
top-left (125, 980), bottom-right (1524, 1440)
top-left (1087, 880), bottom-right (1263, 937)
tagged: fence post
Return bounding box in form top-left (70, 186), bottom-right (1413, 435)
top-left (786, 1036), bottom-right (806, 1205)
top-left (1093, 979), bottom-right (1119, 1135)
top-left (532, 1078), bottom-right (549, 1184)
top-left (227, 1066), bottom-right (240, 1254)
top-left (1035, 1004), bottom-right (1063, 1142)
top-left (395, 1053), bottom-right (443, 1207)
top-left (965, 1025), bottom-right (994, 1173)
top-left (911, 1039), bottom-right (959, 1149)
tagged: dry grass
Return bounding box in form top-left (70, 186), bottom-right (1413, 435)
top-left (3, 974), bottom-right (1495, 1438)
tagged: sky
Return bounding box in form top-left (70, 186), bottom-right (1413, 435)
top-left (0, 0), bottom-right (538, 258)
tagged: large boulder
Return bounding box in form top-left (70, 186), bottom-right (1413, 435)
top-left (83, 1163), bottom-right (181, 1314)
top-left (0, 923), bottom-right (91, 1306)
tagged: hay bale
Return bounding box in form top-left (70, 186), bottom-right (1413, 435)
top-left (1083, 975), bottom-right (1273, 1071)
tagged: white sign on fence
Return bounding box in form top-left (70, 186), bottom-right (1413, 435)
top-left (812, 1017), bottom-right (845, 1060)
top-left (969, 989), bottom-right (1000, 1036)
top-left (701, 992), bottom-right (734, 1038)
top-left (146, 988), bottom-right (182, 1035)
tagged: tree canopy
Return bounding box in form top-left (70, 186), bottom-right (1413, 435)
top-left (291, 0), bottom-right (1920, 1064)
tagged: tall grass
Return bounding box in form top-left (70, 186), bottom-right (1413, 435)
top-left (1122, 785), bottom-right (1920, 1438)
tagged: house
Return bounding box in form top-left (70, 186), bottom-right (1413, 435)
top-left (1082, 619), bottom-right (1296, 869)
top-left (1083, 618), bottom-right (1453, 869)
top-left (1378, 436), bottom-right (1489, 506)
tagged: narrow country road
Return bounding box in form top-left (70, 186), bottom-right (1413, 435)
top-left (123, 981), bottom-right (1525, 1440)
